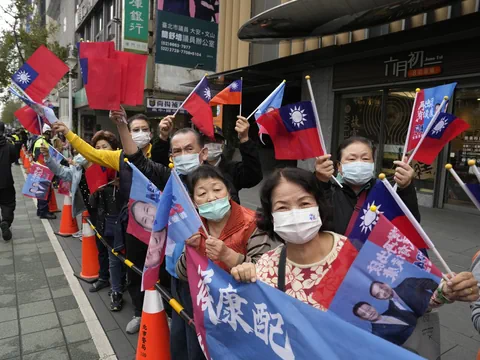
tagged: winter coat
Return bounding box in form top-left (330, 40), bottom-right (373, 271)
top-left (0, 135), bottom-right (17, 188)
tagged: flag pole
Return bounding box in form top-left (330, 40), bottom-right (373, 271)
top-left (305, 75), bottom-right (343, 188)
top-left (446, 164), bottom-right (480, 212)
top-left (379, 173), bottom-right (453, 275)
top-left (401, 88), bottom-right (421, 161)
top-left (170, 166), bottom-right (210, 237)
top-left (468, 159), bottom-right (480, 183)
top-left (406, 96), bottom-right (449, 166)
top-left (245, 79), bottom-right (287, 121)
top-left (173, 75), bottom-right (206, 117)
top-left (239, 77), bottom-right (243, 117)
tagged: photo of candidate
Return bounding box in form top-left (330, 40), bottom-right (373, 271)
top-left (32, 181), bottom-right (49, 191)
top-left (145, 230), bottom-right (166, 269)
top-left (353, 301), bottom-right (417, 345)
top-left (370, 278), bottom-right (438, 316)
top-left (130, 201), bottom-right (157, 231)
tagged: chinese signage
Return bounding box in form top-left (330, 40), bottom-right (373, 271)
top-left (123, 0), bottom-right (149, 54)
top-left (146, 98), bottom-right (186, 115)
top-left (384, 50), bottom-right (443, 79)
top-left (155, 0), bottom-right (219, 71)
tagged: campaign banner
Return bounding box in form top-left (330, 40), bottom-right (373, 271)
top-left (186, 247), bottom-right (422, 360)
top-left (329, 240), bottom-right (440, 346)
top-left (58, 179), bottom-right (71, 196)
top-left (22, 163), bottom-right (54, 200)
top-left (142, 229), bottom-right (167, 291)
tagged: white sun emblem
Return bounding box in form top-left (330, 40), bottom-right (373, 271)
top-left (289, 106), bottom-right (307, 127)
top-left (16, 70), bottom-right (31, 84)
top-left (359, 202), bottom-right (383, 233)
top-left (431, 116), bottom-right (448, 135)
top-left (230, 81), bottom-right (238, 90)
top-left (203, 88), bottom-right (211, 100)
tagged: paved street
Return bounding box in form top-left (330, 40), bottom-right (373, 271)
top-left (1, 165), bottom-right (480, 359)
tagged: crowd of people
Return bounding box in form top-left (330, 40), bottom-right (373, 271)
top-left (1, 107), bottom-right (480, 358)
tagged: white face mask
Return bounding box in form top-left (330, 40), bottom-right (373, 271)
top-left (272, 207), bottom-right (322, 244)
top-left (73, 154), bottom-right (88, 167)
top-left (173, 153), bottom-right (201, 175)
top-left (131, 131), bottom-right (151, 149)
top-left (205, 143), bottom-right (223, 162)
top-left (341, 161), bottom-right (374, 186)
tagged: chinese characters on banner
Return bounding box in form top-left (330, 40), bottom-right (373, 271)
top-left (123, 0), bottom-right (149, 53)
top-left (156, 1), bottom-right (219, 71)
top-left (146, 98), bottom-right (187, 114)
top-left (384, 50), bottom-right (443, 79)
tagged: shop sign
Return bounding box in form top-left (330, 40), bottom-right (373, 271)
top-left (384, 50), bottom-right (443, 79)
top-left (123, 0), bottom-right (149, 54)
top-left (146, 98), bottom-right (186, 115)
top-left (155, 1), bottom-right (218, 71)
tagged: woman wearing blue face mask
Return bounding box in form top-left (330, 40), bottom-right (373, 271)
top-left (314, 136), bottom-right (421, 241)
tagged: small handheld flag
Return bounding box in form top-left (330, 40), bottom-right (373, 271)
top-left (209, 80), bottom-right (242, 106)
top-left (446, 164), bottom-right (480, 212)
top-left (22, 163), bottom-right (54, 200)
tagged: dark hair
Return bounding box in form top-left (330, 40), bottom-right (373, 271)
top-left (352, 301), bottom-right (371, 318)
top-left (186, 165), bottom-right (230, 196)
top-left (127, 114), bottom-right (150, 131)
top-left (369, 281), bottom-right (385, 296)
top-left (91, 130), bottom-right (120, 150)
top-left (256, 167), bottom-right (334, 242)
top-left (172, 128), bottom-right (204, 148)
top-left (336, 136), bottom-right (375, 161)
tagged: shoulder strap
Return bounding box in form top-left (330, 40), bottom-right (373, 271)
top-left (277, 245), bottom-right (288, 292)
top-left (345, 190), bottom-right (367, 237)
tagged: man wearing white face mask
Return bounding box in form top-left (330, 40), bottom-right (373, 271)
top-left (314, 136), bottom-right (422, 250)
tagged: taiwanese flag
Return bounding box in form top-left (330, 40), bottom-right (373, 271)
top-left (113, 51), bottom-right (148, 106)
top-left (257, 100), bottom-right (324, 160)
top-left (182, 77), bottom-right (214, 138)
top-left (84, 164), bottom-right (110, 194)
top-left (11, 45), bottom-right (69, 102)
top-left (349, 180), bottom-right (428, 250)
top-left (78, 42), bottom-right (121, 110)
top-left (209, 80), bottom-right (242, 106)
top-left (14, 106), bottom-right (43, 135)
top-left (413, 113), bottom-right (470, 165)
top-left (405, 89), bottom-right (425, 153)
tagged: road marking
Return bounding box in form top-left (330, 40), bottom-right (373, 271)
top-left (21, 169), bottom-right (117, 360)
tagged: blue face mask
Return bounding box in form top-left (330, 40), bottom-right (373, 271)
top-left (341, 161), bottom-right (374, 186)
top-left (73, 154), bottom-right (88, 167)
top-left (173, 153), bottom-right (201, 175)
top-left (197, 196), bottom-right (231, 222)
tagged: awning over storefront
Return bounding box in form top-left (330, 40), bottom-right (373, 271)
top-left (238, 0), bottom-right (458, 43)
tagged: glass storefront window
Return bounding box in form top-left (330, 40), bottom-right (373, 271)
top-left (445, 87), bottom-right (480, 207)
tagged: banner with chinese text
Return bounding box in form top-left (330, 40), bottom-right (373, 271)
top-left (123, 0), bottom-right (149, 54)
top-left (155, 0), bottom-right (218, 71)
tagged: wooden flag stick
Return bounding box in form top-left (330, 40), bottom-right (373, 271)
top-left (380, 173), bottom-right (453, 275)
top-left (468, 159), bottom-right (480, 183)
top-left (305, 75), bottom-right (343, 188)
top-left (446, 164), bottom-right (480, 212)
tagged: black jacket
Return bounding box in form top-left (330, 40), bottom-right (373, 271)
top-left (320, 178), bottom-right (421, 238)
top-left (0, 135), bottom-right (17, 188)
top-left (151, 138), bottom-right (263, 203)
top-left (125, 148), bottom-right (172, 192)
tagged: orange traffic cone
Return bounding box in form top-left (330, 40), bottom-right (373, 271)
top-left (20, 148), bottom-right (25, 162)
top-left (23, 154), bottom-right (31, 172)
top-left (48, 187), bottom-right (60, 213)
top-left (55, 194), bottom-right (79, 236)
top-left (136, 288), bottom-right (171, 360)
top-left (75, 211), bottom-right (100, 283)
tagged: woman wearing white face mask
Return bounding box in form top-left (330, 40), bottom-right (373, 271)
top-left (314, 137), bottom-right (421, 249)
top-left (231, 167), bottom-right (340, 309)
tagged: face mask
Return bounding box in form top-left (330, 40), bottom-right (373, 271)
top-left (73, 154), bottom-right (88, 167)
top-left (131, 131), bottom-right (151, 148)
top-left (341, 161), bottom-right (374, 186)
top-left (272, 207), bottom-right (322, 244)
top-left (206, 143), bottom-right (223, 162)
top-left (197, 196), bottom-right (231, 222)
top-left (173, 153), bottom-right (201, 175)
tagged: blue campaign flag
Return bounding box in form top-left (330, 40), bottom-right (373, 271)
top-left (9, 86), bottom-right (59, 125)
top-left (186, 247), bottom-right (423, 360)
top-left (156, 171), bottom-right (203, 278)
top-left (422, 82), bottom-right (456, 130)
top-left (348, 181), bottom-right (427, 251)
top-left (126, 161), bottom-right (161, 245)
top-left (254, 81), bottom-right (285, 142)
top-left (22, 163), bottom-right (54, 200)
top-left (329, 240), bottom-right (440, 346)
top-left (48, 146), bottom-right (64, 165)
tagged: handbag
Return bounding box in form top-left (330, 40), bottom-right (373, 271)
top-left (402, 311), bottom-right (441, 359)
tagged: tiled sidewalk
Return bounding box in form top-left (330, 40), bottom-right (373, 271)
top-left (0, 165), bottom-right (102, 360)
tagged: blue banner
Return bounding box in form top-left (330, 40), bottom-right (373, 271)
top-left (422, 82), bottom-right (456, 130)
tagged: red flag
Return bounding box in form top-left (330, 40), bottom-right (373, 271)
top-left (257, 101), bottom-right (324, 160)
top-left (406, 89), bottom-right (425, 153)
top-left (12, 45), bottom-right (69, 102)
top-left (84, 164), bottom-right (109, 193)
top-left (113, 51), bottom-right (148, 106)
top-left (85, 58), bottom-right (121, 110)
top-left (183, 77), bottom-right (214, 138)
top-left (413, 113), bottom-right (470, 165)
top-left (210, 80), bottom-right (242, 106)
top-left (14, 106), bottom-right (42, 135)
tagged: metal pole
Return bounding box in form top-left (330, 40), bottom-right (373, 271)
top-left (68, 71), bottom-right (73, 131)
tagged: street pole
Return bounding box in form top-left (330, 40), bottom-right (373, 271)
top-left (68, 70), bottom-right (73, 131)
